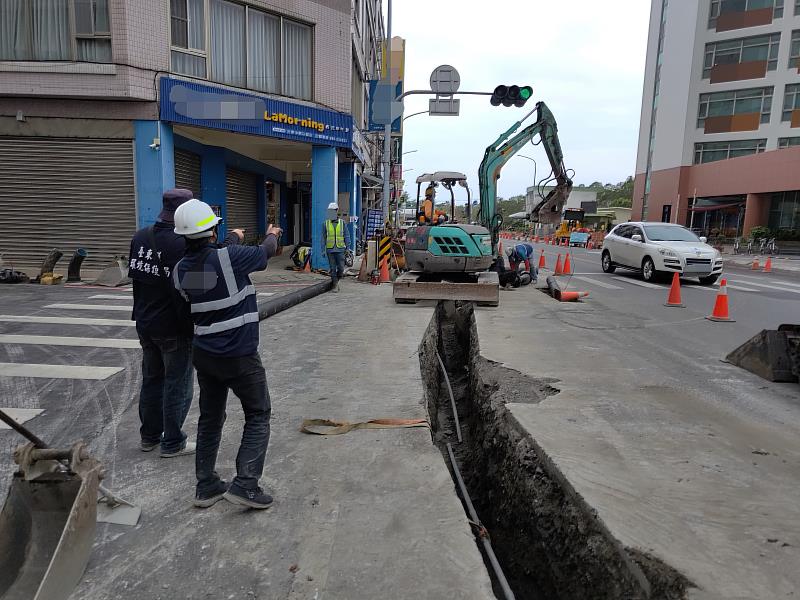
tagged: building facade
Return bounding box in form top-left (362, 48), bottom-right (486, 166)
top-left (634, 0), bottom-right (800, 238)
top-left (0, 0), bottom-right (385, 270)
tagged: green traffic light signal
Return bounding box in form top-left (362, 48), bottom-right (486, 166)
top-left (519, 87), bottom-right (532, 100)
top-left (490, 84), bottom-right (533, 108)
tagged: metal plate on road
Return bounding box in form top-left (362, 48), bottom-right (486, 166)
top-left (430, 65), bottom-right (460, 96)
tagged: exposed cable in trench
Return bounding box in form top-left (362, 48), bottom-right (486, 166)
top-left (447, 442), bottom-right (516, 600)
top-left (436, 345), bottom-right (515, 600)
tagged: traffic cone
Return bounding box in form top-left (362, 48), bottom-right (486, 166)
top-left (554, 253), bottom-right (564, 276)
top-left (664, 272), bottom-right (685, 307)
top-left (706, 279), bottom-right (734, 322)
top-left (558, 290), bottom-right (589, 302)
top-left (763, 257), bottom-right (772, 273)
top-left (563, 253), bottom-right (572, 275)
top-left (304, 258), bottom-right (311, 273)
top-left (379, 256), bottom-right (391, 283)
top-left (534, 235), bottom-right (539, 243)
top-left (498, 240), bottom-right (504, 257)
top-left (751, 259), bottom-right (760, 270)
top-left (538, 249), bottom-right (546, 270)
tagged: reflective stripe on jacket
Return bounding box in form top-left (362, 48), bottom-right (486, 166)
top-left (174, 241), bottom-right (268, 357)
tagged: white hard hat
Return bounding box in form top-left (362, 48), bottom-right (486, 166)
top-left (174, 199), bottom-right (221, 239)
top-left (505, 246), bottom-right (514, 257)
top-left (327, 202), bottom-right (338, 210)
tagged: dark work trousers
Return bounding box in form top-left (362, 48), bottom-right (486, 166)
top-left (192, 347), bottom-right (271, 494)
top-left (326, 250), bottom-right (346, 283)
top-left (137, 332), bottom-right (194, 453)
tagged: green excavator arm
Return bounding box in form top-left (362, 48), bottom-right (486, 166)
top-left (478, 101), bottom-right (573, 254)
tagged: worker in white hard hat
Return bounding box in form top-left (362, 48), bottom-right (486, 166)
top-left (172, 198), bottom-right (282, 510)
top-left (321, 202), bottom-right (350, 292)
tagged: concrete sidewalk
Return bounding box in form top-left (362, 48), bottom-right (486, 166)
top-left (475, 286), bottom-right (800, 599)
top-left (73, 281), bottom-right (493, 599)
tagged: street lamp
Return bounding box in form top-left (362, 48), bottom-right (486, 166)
top-left (402, 110), bottom-right (429, 122)
top-left (402, 149), bottom-right (418, 155)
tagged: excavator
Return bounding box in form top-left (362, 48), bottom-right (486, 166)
top-left (395, 101), bottom-right (572, 304)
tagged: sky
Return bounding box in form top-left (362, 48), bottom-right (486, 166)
top-left (389, 0), bottom-right (652, 202)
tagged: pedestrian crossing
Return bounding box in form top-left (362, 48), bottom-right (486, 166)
top-left (0, 363), bottom-right (123, 380)
top-left (44, 303), bottom-right (132, 312)
top-left (551, 273), bottom-right (799, 296)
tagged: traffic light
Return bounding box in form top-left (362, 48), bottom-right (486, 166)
top-left (490, 85), bottom-right (533, 107)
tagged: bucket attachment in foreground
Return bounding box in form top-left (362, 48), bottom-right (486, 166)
top-left (393, 271), bottom-right (499, 306)
top-left (0, 442), bottom-right (101, 600)
top-left (726, 324), bottom-right (800, 383)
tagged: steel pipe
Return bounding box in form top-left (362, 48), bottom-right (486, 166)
top-left (67, 248), bottom-right (88, 282)
top-left (257, 279), bottom-right (332, 321)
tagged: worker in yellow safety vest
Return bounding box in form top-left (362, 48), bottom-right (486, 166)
top-left (322, 202), bottom-right (351, 293)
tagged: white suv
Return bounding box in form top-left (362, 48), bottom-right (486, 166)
top-left (601, 222), bottom-right (724, 284)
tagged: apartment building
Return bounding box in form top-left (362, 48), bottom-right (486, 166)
top-left (0, 0), bottom-right (385, 270)
top-left (634, 0), bottom-right (800, 238)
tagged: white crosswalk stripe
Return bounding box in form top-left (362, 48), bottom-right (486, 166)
top-left (571, 275), bottom-right (623, 290)
top-left (258, 292), bottom-right (276, 297)
top-left (612, 276), bottom-right (664, 289)
top-left (44, 303), bottom-right (132, 312)
top-left (728, 275), bottom-right (800, 290)
top-left (0, 315), bottom-right (134, 327)
top-left (0, 363), bottom-right (124, 380)
top-left (0, 335), bottom-right (139, 349)
top-left (726, 279), bottom-right (800, 294)
top-left (0, 408), bottom-right (43, 429)
top-left (88, 295), bottom-right (134, 301)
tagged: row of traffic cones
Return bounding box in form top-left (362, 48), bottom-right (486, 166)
top-left (664, 272), bottom-right (734, 321)
top-left (751, 257), bottom-right (773, 273)
top-left (533, 249), bottom-right (574, 275)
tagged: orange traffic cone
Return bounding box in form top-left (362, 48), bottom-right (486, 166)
top-left (763, 257), bottom-right (772, 273)
top-left (498, 240), bottom-right (504, 257)
top-left (751, 259), bottom-right (760, 270)
top-left (538, 249), bottom-right (546, 269)
top-left (379, 256), bottom-right (391, 283)
top-left (706, 279), bottom-right (734, 322)
top-left (558, 290), bottom-right (589, 302)
top-left (664, 272), bottom-right (685, 307)
top-left (303, 258), bottom-right (311, 273)
top-left (554, 254), bottom-right (564, 276)
top-left (563, 253), bottom-right (572, 275)
top-left (534, 235), bottom-right (539, 243)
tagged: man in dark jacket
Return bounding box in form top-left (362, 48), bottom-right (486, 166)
top-left (173, 199), bottom-right (281, 509)
top-left (128, 189), bottom-right (198, 458)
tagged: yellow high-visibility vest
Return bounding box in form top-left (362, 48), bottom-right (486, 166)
top-left (325, 219), bottom-right (345, 249)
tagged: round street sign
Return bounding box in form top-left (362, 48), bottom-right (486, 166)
top-left (430, 65), bottom-right (461, 96)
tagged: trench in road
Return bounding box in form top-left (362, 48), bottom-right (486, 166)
top-left (418, 300), bottom-right (692, 600)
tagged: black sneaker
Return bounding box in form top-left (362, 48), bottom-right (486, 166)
top-left (193, 480), bottom-right (229, 508)
top-left (223, 484), bottom-right (273, 509)
top-left (140, 440), bottom-right (159, 452)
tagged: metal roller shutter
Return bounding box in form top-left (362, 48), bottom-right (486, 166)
top-left (0, 136), bottom-right (135, 270)
top-left (225, 168), bottom-right (259, 239)
top-left (174, 148), bottom-right (202, 197)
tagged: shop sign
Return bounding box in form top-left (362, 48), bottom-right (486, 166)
top-left (161, 76), bottom-right (353, 148)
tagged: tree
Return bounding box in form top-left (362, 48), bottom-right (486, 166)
top-left (596, 176), bottom-right (633, 208)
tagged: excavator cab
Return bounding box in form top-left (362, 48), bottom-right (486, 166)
top-left (405, 172), bottom-right (494, 273)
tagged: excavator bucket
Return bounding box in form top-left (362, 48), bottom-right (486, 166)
top-left (0, 443), bottom-right (101, 600)
top-left (726, 324), bottom-right (800, 383)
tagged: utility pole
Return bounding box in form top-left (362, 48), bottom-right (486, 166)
top-left (381, 0), bottom-right (392, 227)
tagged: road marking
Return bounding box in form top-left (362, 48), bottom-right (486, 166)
top-left (611, 277), bottom-right (664, 289)
top-left (0, 363), bottom-right (124, 380)
top-left (88, 295), bottom-right (134, 301)
top-left (0, 315), bottom-right (134, 327)
top-left (571, 275), bottom-right (623, 290)
top-left (726, 280), bottom-right (800, 294)
top-left (0, 335), bottom-right (140, 349)
top-left (258, 292), bottom-right (276, 297)
top-left (0, 408), bottom-right (44, 429)
top-left (728, 275), bottom-right (800, 290)
top-left (720, 284), bottom-right (759, 292)
top-left (44, 303), bottom-right (132, 312)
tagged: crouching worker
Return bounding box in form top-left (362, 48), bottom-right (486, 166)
top-left (172, 199), bottom-right (282, 510)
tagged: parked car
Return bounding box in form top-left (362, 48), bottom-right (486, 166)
top-left (601, 222), bottom-right (723, 284)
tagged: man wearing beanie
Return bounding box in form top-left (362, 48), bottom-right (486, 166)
top-left (128, 188), bottom-right (198, 458)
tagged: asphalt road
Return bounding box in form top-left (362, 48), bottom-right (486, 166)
top-left (525, 242), bottom-right (800, 341)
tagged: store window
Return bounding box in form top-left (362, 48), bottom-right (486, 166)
top-left (702, 33), bottom-right (780, 78)
top-left (790, 31), bottom-right (800, 68)
top-left (697, 87), bottom-right (773, 128)
top-left (709, 0), bottom-right (784, 28)
top-left (782, 84), bottom-right (800, 121)
top-left (769, 191), bottom-right (800, 230)
top-left (0, 0), bottom-right (111, 62)
top-left (778, 136), bottom-right (800, 148)
top-left (169, 0), bottom-right (313, 100)
top-left (694, 139), bottom-right (767, 163)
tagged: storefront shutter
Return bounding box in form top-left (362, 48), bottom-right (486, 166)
top-left (0, 136), bottom-right (135, 270)
top-left (174, 148), bottom-right (202, 197)
top-left (225, 167), bottom-right (259, 239)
